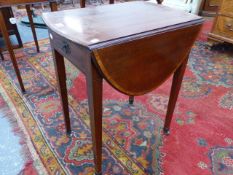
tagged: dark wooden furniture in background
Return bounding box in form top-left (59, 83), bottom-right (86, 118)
top-left (0, 0), bottom-right (58, 92)
top-left (43, 2), bottom-right (203, 174)
top-left (0, 7), bottom-right (23, 60)
top-left (208, 0), bottom-right (233, 44)
top-left (79, 0), bottom-right (114, 8)
top-left (200, 0), bottom-right (221, 16)
top-left (25, 4), bottom-right (40, 52)
top-left (79, 0), bottom-right (163, 8)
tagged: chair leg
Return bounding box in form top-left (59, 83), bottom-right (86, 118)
top-left (0, 52), bottom-right (4, 61)
top-left (163, 55), bottom-right (189, 135)
top-left (26, 5), bottom-right (40, 53)
top-left (0, 10), bottom-right (25, 92)
top-left (9, 8), bottom-right (23, 48)
top-left (129, 96), bottom-right (134, 105)
top-left (14, 18), bottom-right (23, 47)
top-left (15, 28), bottom-right (23, 48)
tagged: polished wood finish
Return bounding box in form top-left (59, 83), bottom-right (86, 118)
top-left (220, 0), bottom-right (233, 16)
top-left (43, 2), bottom-right (202, 46)
top-left (200, 0), bottom-right (221, 16)
top-left (208, 0), bottom-right (233, 44)
top-left (43, 2), bottom-right (203, 173)
top-left (0, 0), bottom-right (58, 92)
top-left (93, 25), bottom-right (201, 96)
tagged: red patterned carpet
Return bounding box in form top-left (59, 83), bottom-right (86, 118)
top-left (0, 20), bottom-right (232, 175)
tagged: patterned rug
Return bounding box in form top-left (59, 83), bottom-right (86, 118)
top-left (0, 20), bottom-right (232, 175)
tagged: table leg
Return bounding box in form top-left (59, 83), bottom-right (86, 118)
top-left (15, 26), bottom-right (23, 48)
top-left (164, 55), bottom-right (189, 135)
top-left (49, 2), bottom-right (58, 11)
top-left (52, 49), bottom-right (71, 135)
top-left (129, 96), bottom-right (134, 105)
top-left (86, 64), bottom-right (103, 175)
top-left (0, 10), bottom-right (25, 92)
top-left (0, 51), bottom-right (4, 60)
top-left (26, 5), bottom-right (40, 53)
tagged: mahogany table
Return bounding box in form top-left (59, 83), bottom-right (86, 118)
top-left (43, 2), bottom-right (203, 174)
top-left (0, 0), bottom-right (58, 92)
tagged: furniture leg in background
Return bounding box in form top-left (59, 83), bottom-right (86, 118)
top-left (0, 51), bottom-right (4, 60)
top-left (26, 5), bottom-right (40, 52)
top-left (0, 10), bottom-right (25, 92)
top-left (0, 1), bottom-right (58, 93)
top-left (8, 7), bottom-right (23, 47)
top-left (80, 0), bottom-right (114, 8)
top-left (14, 25), bottom-right (23, 47)
top-left (0, 7), bottom-right (23, 61)
top-left (25, 1), bottom-right (58, 52)
top-left (49, 1), bottom-right (58, 11)
top-left (129, 96), bottom-right (134, 105)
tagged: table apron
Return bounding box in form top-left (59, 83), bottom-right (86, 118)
top-left (49, 29), bottom-right (91, 75)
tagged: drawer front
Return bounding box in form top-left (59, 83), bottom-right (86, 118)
top-left (209, 0), bottom-right (221, 6)
top-left (219, 0), bottom-right (233, 16)
top-left (213, 16), bottom-right (233, 39)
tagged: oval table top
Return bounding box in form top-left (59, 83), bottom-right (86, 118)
top-left (42, 1), bottom-right (203, 49)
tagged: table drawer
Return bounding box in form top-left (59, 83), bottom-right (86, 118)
top-left (213, 16), bottom-right (233, 39)
top-left (219, 0), bottom-right (233, 16)
top-left (209, 0), bottom-right (221, 6)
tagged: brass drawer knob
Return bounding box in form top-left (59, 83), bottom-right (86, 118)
top-left (226, 23), bottom-right (232, 27)
top-left (225, 23), bottom-right (233, 31)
